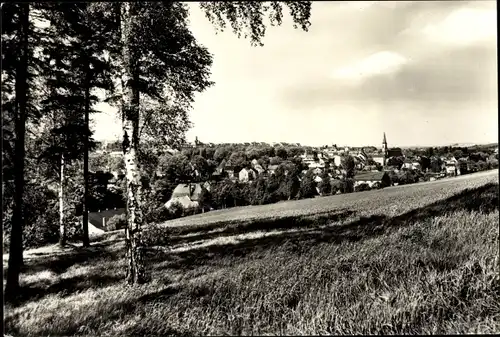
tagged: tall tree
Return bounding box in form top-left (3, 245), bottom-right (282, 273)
top-left (299, 169), bottom-right (317, 199)
top-left (87, 1), bottom-right (312, 284)
top-left (41, 3), bottom-right (114, 247)
top-left (36, 5), bottom-right (103, 246)
top-left (3, 3), bottom-right (31, 301)
top-left (111, 2), bottom-right (214, 284)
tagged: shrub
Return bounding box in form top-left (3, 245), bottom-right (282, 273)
top-left (355, 183), bottom-right (371, 192)
top-left (183, 205), bottom-right (201, 217)
top-left (106, 214), bottom-right (127, 231)
top-left (168, 201), bottom-right (184, 219)
top-left (144, 205), bottom-right (172, 224)
top-left (3, 183), bottom-right (60, 251)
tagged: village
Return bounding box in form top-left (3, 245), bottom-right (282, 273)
top-left (88, 133), bottom-right (499, 230)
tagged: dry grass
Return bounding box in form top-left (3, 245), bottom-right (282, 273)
top-left (4, 170), bottom-right (499, 336)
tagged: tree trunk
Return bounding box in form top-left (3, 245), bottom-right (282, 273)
top-left (120, 2), bottom-right (146, 285)
top-left (59, 153), bottom-right (66, 247)
top-left (5, 3), bottom-right (29, 302)
top-left (82, 64), bottom-right (90, 247)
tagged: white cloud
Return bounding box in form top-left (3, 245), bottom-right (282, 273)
top-left (421, 7), bottom-right (496, 46)
top-left (330, 51), bottom-right (408, 82)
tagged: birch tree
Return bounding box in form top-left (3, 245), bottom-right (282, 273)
top-left (92, 1), bottom-right (312, 284)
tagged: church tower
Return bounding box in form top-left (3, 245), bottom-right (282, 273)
top-left (382, 132), bottom-right (388, 166)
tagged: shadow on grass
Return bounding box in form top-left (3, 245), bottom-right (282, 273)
top-left (156, 183), bottom-right (498, 270)
top-left (5, 284), bottom-right (188, 337)
top-left (4, 242), bottom-right (125, 307)
top-left (11, 273), bottom-right (124, 306)
top-left (21, 240), bottom-right (124, 275)
top-left (162, 208), bottom-right (357, 247)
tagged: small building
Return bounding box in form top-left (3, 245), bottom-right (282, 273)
top-left (372, 155), bottom-right (385, 166)
top-left (267, 164), bottom-right (279, 175)
top-left (353, 171), bottom-right (391, 188)
top-left (253, 165), bottom-right (265, 175)
top-left (445, 166), bottom-right (457, 176)
top-left (251, 159), bottom-right (265, 174)
top-left (239, 167), bottom-right (257, 182)
top-left (202, 181), bottom-right (211, 192)
top-left (225, 165), bottom-right (236, 179)
top-left (88, 208), bottom-right (126, 232)
top-left (165, 183), bottom-right (208, 211)
top-left (212, 159), bottom-right (227, 179)
top-left (444, 158), bottom-right (458, 176)
top-left (387, 148), bottom-right (403, 158)
top-left (311, 167), bottom-right (323, 175)
top-left (401, 159), bottom-right (413, 170)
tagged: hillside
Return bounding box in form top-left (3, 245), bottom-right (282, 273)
top-left (4, 170), bottom-right (499, 335)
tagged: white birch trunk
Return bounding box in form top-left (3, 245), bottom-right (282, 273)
top-left (120, 2), bottom-right (146, 284)
top-left (59, 153), bottom-right (66, 246)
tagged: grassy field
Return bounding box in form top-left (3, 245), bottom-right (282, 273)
top-left (4, 169), bottom-right (499, 335)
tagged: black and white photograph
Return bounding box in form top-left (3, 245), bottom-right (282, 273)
top-left (2, 1), bottom-right (499, 335)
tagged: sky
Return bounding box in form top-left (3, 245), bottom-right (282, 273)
top-left (92, 0), bottom-right (498, 147)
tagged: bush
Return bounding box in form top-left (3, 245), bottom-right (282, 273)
top-left (144, 205), bottom-right (172, 224)
top-left (183, 205), bottom-right (201, 217)
top-left (106, 214), bottom-right (127, 231)
top-left (168, 201), bottom-right (184, 219)
top-left (142, 223), bottom-right (175, 247)
top-left (355, 183), bottom-right (371, 192)
top-left (3, 183), bottom-right (60, 251)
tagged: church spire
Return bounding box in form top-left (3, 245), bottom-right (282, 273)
top-left (382, 132), bottom-right (388, 167)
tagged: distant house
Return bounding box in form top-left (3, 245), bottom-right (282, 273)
top-left (444, 158), bottom-right (458, 176)
top-left (165, 183), bottom-right (208, 210)
top-left (402, 159), bottom-right (413, 170)
top-left (310, 167), bottom-right (322, 175)
top-left (88, 208), bottom-right (126, 231)
top-left (225, 164), bottom-right (236, 179)
top-left (254, 165), bottom-right (265, 175)
top-left (387, 148), bottom-right (403, 158)
top-left (446, 166), bottom-right (457, 176)
top-left (267, 164), bottom-right (279, 175)
top-left (251, 159), bottom-right (265, 175)
top-left (211, 159), bottom-right (227, 180)
top-left (202, 181), bottom-right (211, 192)
top-left (372, 155), bottom-right (385, 166)
top-left (239, 167), bottom-right (257, 182)
top-left (353, 171), bottom-right (391, 188)
top-left (353, 156), bottom-right (365, 170)
top-left (332, 154), bottom-right (342, 167)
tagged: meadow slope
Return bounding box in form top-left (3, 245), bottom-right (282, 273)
top-left (4, 169), bottom-right (499, 336)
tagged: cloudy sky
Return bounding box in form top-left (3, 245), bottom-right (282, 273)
top-left (93, 0), bottom-right (497, 147)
